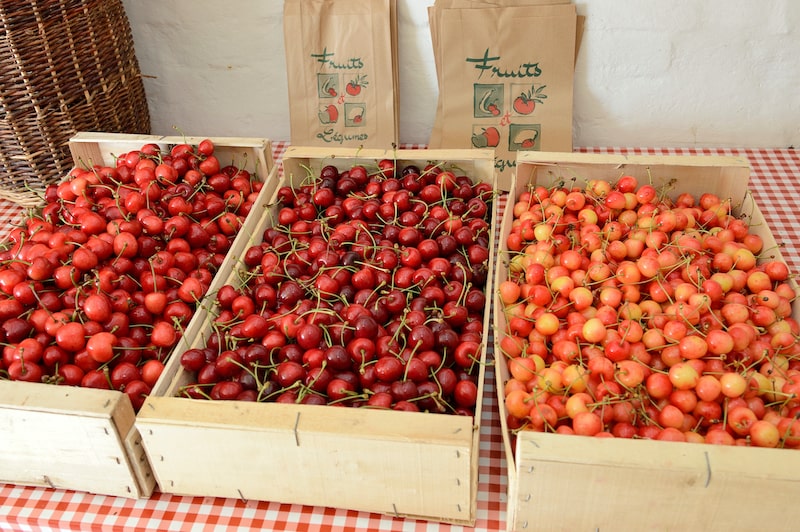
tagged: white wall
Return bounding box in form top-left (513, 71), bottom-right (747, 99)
top-left (122, 0), bottom-right (800, 148)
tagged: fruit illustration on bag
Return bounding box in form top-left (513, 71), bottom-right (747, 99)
top-left (346, 74), bottom-right (368, 96)
top-left (512, 84), bottom-right (547, 115)
top-left (471, 126), bottom-right (501, 148)
top-left (513, 128), bottom-right (539, 149)
top-left (477, 88), bottom-right (501, 116)
top-left (345, 104), bottom-right (365, 126)
top-left (320, 75), bottom-right (337, 97)
top-left (318, 104), bottom-right (339, 124)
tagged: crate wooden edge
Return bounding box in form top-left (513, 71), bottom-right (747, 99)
top-left (281, 146), bottom-right (498, 183)
top-left (138, 394), bottom-right (475, 444)
top-left (492, 191), bottom-right (522, 531)
top-left (69, 131), bottom-right (274, 151)
top-left (205, 163), bottom-right (281, 298)
top-left (137, 397), bottom-right (477, 524)
top-left (515, 150), bottom-right (752, 169)
top-left (0, 380), bottom-right (151, 497)
top-left (494, 154), bottom-right (798, 531)
top-left (137, 148), bottom-right (500, 524)
top-left (68, 132), bottom-right (274, 178)
top-left (0, 379), bottom-right (134, 418)
top-left (281, 145), bottom-right (496, 161)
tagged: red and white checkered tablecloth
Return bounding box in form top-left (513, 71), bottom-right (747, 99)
top-left (0, 145), bottom-right (798, 532)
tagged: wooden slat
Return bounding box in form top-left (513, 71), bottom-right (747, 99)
top-left (122, 425), bottom-right (156, 496)
top-left (139, 400), bottom-right (475, 523)
top-left (0, 381), bottom-right (144, 498)
top-left (514, 432), bottom-right (800, 531)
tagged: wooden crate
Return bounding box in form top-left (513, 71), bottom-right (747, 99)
top-left (0, 133), bottom-right (275, 498)
top-left (494, 152), bottom-right (800, 531)
top-left (136, 147), bottom-right (500, 525)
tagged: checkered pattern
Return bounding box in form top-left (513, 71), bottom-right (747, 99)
top-left (1, 145), bottom-right (798, 531)
top-left (0, 199), bottom-right (23, 243)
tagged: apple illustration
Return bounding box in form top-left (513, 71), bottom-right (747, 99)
top-left (483, 127), bottom-right (500, 147)
top-left (471, 127), bottom-right (500, 148)
top-left (471, 132), bottom-right (488, 148)
top-left (318, 104), bottom-right (338, 124)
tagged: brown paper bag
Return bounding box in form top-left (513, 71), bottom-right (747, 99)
top-left (428, 1), bottom-right (583, 96)
top-left (283, 0), bottom-right (399, 148)
top-left (428, 2), bottom-right (577, 183)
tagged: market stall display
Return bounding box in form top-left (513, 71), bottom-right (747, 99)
top-left (0, 146), bottom-right (797, 531)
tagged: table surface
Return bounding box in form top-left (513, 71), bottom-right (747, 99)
top-left (0, 145), bottom-right (798, 532)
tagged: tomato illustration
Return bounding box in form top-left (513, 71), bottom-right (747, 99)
top-left (513, 84), bottom-right (547, 115)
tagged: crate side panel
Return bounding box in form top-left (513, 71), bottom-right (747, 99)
top-left (138, 399), bottom-right (475, 523)
top-left (139, 397), bottom-right (474, 448)
top-left (492, 179), bottom-right (520, 528)
top-left (513, 433), bottom-right (800, 531)
top-left (0, 405), bottom-right (143, 497)
top-left (142, 423), bottom-right (473, 523)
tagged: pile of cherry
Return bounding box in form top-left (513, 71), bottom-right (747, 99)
top-left (0, 139), bottom-right (262, 411)
top-left (499, 175), bottom-right (800, 447)
top-left (177, 161), bottom-right (493, 416)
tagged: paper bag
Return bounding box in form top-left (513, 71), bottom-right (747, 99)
top-left (283, 0), bottom-right (399, 148)
top-left (428, 3), bottom-right (578, 182)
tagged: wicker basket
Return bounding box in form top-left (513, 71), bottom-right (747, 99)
top-left (0, 0), bottom-right (150, 207)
